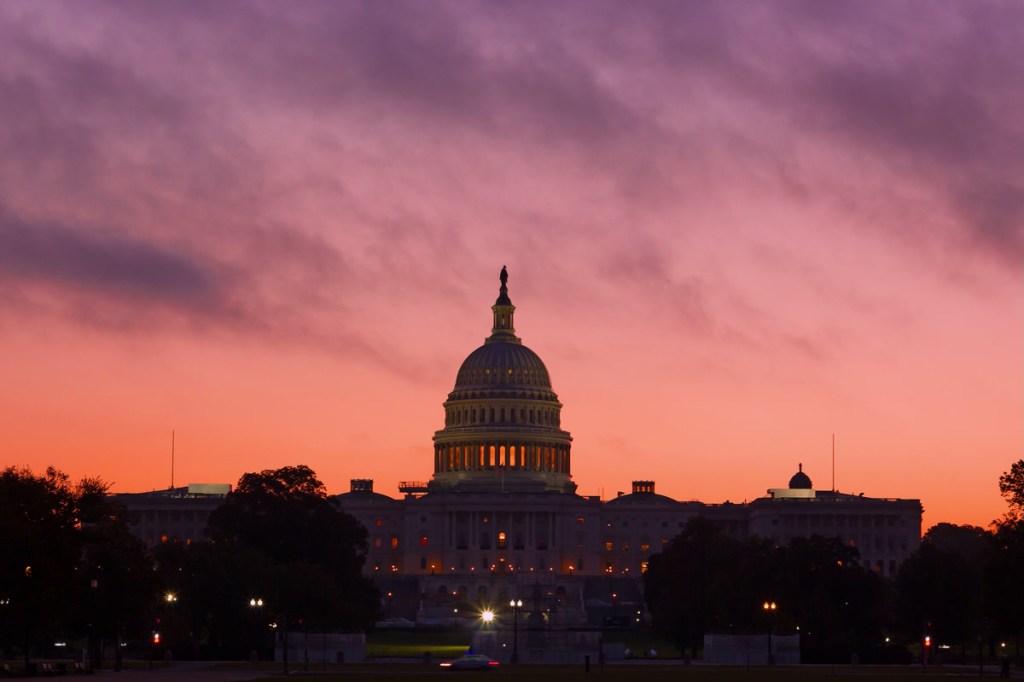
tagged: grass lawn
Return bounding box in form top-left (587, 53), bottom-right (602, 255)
top-left (366, 628), bottom-right (473, 658)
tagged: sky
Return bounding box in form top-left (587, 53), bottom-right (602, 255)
top-left (0, 0), bottom-right (1021, 532)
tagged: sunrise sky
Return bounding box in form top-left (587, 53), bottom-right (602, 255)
top-left (1, 1), bottom-right (1020, 531)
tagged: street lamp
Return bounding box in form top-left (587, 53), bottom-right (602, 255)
top-left (509, 599), bottom-right (523, 664)
top-left (762, 601), bottom-right (777, 665)
top-left (249, 598), bottom-right (264, 661)
top-left (480, 609), bottom-right (494, 624)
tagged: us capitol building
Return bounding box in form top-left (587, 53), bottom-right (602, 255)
top-left (333, 269), bottom-right (922, 626)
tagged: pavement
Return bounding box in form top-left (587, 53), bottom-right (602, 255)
top-left (91, 661), bottom-right (275, 681)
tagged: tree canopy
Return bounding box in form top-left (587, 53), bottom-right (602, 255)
top-left (998, 459), bottom-right (1024, 520)
top-left (206, 465), bottom-right (378, 634)
top-left (0, 466), bottom-right (153, 666)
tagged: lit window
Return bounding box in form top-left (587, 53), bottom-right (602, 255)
top-left (604, 541), bottom-right (613, 552)
top-left (391, 536), bottom-right (399, 549)
top-left (375, 519), bottom-right (383, 527)
top-left (640, 543), bottom-right (650, 552)
top-left (576, 517), bottom-right (585, 524)
top-left (374, 537), bottom-right (382, 549)
top-left (498, 532), bottom-right (507, 549)
top-left (641, 561), bottom-right (649, 573)
top-left (420, 536), bottom-right (428, 547)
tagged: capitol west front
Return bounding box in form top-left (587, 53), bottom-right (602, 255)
top-left (335, 269), bottom-right (922, 625)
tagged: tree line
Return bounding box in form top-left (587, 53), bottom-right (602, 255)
top-left (0, 464), bottom-right (378, 664)
top-left (2, 460), bottom-right (1021, 665)
top-left (644, 459), bottom-right (1024, 664)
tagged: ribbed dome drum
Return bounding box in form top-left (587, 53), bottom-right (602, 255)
top-left (430, 268), bottom-right (575, 494)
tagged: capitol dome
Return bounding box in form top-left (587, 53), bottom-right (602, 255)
top-left (430, 268), bottom-right (574, 494)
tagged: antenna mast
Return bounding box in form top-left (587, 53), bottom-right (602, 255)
top-left (831, 433), bottom-right (835, 492)
top-left (171, 430), bottom-right (175, 490)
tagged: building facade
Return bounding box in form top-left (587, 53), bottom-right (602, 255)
top-left (115, 483), bottom-right (231, 547)
top-left (335, 269), bottom-right (922, 623)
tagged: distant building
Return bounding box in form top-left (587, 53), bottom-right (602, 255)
top-left (114, 483), bottom-right (231, 547)
top-left (335, 270), bottom-right (922, 624)
top-left (748, 465), bottom-right (921, 576)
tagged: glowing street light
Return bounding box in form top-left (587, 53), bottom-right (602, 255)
top-left (509, 599), bottom-right (523, 664)
top-left (762, 601), bottom-right (778, 665)
top-left (480, 610), bottom-right (494, 624)
top-left (247, 598), bottom-right (264, 661)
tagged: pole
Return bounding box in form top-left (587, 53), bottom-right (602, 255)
top-left (171, 430), bottom-right (175, 489)
top-left (512, 605), bottom-right (519, 664)
top-left (832, 433), bottom-right (835, 492)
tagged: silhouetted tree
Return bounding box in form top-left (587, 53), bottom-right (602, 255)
top-left (998, 460), bottom-right (1024, 521)
top-left (924, 523), bottom-right (989, 561)
top-left (0, 467), bottom-right (79, 663)
top-left (775, 535), bottom-right (889, 662)
top-left (896, 528), bottom-right (982, 654)
top-left (645, 520), bottom-right (893, 663)
top-left (988, 460), bottom-right (1024, 663)
top-left (152, 541), bottom-right (276, 659)
top-left (72, 478), bottom-right (155, 669)
top-left (208, 465), bottom-right (378, 633)
top-left (0, 467), bottom-right (155, 666)
top-left (644, 518), bottom-right (773, 658)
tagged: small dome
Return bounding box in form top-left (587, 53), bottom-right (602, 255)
top-left (789, 463), bottom-right (813, 489)
top-left (454, 341), bottom-right (552, 390)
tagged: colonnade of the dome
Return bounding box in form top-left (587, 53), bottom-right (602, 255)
top-left (433, 442), bottom-right (570, 474)
top-left (444, 401), bottom-right (561, 428)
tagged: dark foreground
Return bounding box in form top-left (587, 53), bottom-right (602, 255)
top-left (6, 660), bottom-right (1013, 682)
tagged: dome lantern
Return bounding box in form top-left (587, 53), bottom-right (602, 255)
top-left (488, 266), bottom-right (519, 344)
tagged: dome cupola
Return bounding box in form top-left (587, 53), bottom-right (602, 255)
top-left (789, 463), bottom-right (813, 490)
top-left (430, 268), bottom-right (574, 494)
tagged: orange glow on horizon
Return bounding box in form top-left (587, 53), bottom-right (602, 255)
top-left (0, 2), bottom-right (1018, 536)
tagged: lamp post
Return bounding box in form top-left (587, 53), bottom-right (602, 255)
top-left (762, 601), bottom-right (777, 665)
top-left (509, 599), bottom-right (523, 664)
top-left (248, 598), bottom-right (263, 661)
